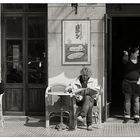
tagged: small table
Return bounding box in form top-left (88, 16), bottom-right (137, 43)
top-left (47, 92), bottom-right (73, 96)
top-left (47, 92), bottom-right (73, 130)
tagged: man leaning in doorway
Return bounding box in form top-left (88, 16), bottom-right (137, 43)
top-left (122, 46), bottom-right (140, 123)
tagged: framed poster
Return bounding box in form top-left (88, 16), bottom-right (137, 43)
top-left (62, 20), bottom-right (91, 65)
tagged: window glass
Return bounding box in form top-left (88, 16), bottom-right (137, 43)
top-left (27, 4), bottom-right (47, 12)
top-left (6, 17), bottom-right (22, 38)
top-left (3, 4), bottom-right (23, 11)
top-left (28, 17), bottom-right (45, 38)
top-left (6, 40), bottom-right (23, 83)
top-left (28, 40), bottom-right (46, 83)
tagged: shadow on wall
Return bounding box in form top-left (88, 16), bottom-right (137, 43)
top-left (48, 66), bottom-right (79, 84)
top-left (48, 72), bottom-right (75, 86)
top-left (49, 4), bottom-right (74, 33)
top-left (49, 66), bottom-right (83, 79)
top-left (48, 72), bottom-right (98, 87)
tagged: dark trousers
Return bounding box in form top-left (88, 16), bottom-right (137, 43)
top-left (122, 80), bottom-right (140, 118)
top-left (77, 95), bottom-right (94, 126)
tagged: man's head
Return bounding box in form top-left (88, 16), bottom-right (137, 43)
top-left (80, 67), bottom-right (92, 81)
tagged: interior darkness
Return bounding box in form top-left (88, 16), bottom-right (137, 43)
top-left (111, 17), bottom-right (140, 117)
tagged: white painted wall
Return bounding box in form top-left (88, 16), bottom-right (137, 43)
top-left (48, 3), bottom-right (105, 88)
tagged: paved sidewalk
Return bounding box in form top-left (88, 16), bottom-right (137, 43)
top-left (0, 116), bottom-right (140, 137)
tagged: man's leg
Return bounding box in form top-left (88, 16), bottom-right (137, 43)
top-left (86, 104), bottom-right (93, 127)
top-left (78, 95), bottom-right (94, 131)
top-left (80, 95), bottom-right (93, 117)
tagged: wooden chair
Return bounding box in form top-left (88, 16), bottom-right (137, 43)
top-left (0, 93), bottom-right (4, 127)
top-left (92, 93), bottom-right (102, 128)
top-left (45, 84), bottom-right (74, 130)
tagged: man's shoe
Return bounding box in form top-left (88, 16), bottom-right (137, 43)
top-left (87, 125), bottom-right (93, 131)
top-left (134, 118), bottom-right (139, 123)
top-left (123, 118), bottom-right (130, 123)
top-left (77, 116), bottom-right (86, 125)
top-left (77, 116), bottom-right (86, 122)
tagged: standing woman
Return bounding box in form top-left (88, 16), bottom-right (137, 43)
top-left (122, 47), bottom-right (140, 123)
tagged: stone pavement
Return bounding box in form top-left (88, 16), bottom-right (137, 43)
top-left (0, 116), bottom-right (140, 137)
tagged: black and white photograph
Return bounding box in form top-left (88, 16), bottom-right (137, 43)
top-left (1, 0), bottom-right (140, 138)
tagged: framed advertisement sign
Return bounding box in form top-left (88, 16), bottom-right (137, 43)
top-left (62, 20), bottom-right (90, 65)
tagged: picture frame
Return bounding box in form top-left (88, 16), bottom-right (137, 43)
top-left (62, 20), bottom-right (91, 65)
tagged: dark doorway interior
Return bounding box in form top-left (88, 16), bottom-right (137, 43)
top-left (111, 17), bottom-right (140, 117)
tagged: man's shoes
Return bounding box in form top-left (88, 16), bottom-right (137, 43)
top-left (77, 116), bottom-right (86, 125)
top-left (87, 125), bottom-right (93, 131)
top-left (123, 118), bottom-right (130, 123)
top-left (77, 116), bottom-right (86, 122)
top-left (134, 118), bottom-right (139, 123)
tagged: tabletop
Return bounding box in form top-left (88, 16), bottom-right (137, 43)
top-left (47, 92), bottom-right (73, 96)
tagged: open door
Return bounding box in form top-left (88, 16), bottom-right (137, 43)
top-left (104, 14), bottom-right (112, 121)
top-left (105, 4), bottom-right (140, 120)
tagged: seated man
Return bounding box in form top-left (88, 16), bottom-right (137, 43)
top-left (66, 67), bottom-right (100, 131)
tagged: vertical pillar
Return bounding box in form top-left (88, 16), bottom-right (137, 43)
top-left (0, 4), bottom-right (1, 82)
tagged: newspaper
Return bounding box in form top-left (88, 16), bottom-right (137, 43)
top-left (73, 88), bottom-right (99, 95)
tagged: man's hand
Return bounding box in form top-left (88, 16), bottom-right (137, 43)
top-left (67, 88), bottom-right (72, 93)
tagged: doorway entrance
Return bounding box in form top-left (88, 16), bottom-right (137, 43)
top-left (1, 4), bottom-right (47, 116)
top-left (111, 17), bottom-right (140, 117)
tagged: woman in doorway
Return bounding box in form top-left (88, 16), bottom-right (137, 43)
top-left (122, 46), bottom-right (140, 123)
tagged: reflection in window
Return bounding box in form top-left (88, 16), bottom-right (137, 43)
top-left (28, 17), bottom-right (45, 38)
top-left (6, 17), bottom-right (22, 38)
top-left (3, 4), bottom-right (47, 12)
top-left (27, 4), bottom-right (47, 12)
top-left (28, 40), bottom-right (45, 83)
top-left (6, 40), bottom-right (23, 83)
top-left (3, 4), bottom-right (23, 11)
top-left (7, 62), bottom-right (23, 83)
top-left (28, 61), bottom-right (45, 83)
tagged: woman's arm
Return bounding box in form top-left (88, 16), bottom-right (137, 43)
top-left (122, 51), bottom-right (129, 64)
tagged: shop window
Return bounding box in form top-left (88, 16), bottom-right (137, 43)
top-left (6, 40), bottom-right (23, 83)
top-left (6, 17), bottom-right (23, 38)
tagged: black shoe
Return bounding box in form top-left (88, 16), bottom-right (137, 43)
top-left (123, 118), bottom-right (129, 123)
top-left (134, 118), bottom-right (139, 123)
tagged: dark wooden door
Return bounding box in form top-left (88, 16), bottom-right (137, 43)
top-left (1, 4), bottom-right (47, 116)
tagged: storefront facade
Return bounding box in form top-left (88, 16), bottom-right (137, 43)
top-left (0, 3), bottom-right (106, 121)
top-left (1, 3), bottom-right (139, 122)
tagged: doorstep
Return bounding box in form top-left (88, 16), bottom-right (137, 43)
top-left (3, 116), bottom-right (45, 122)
